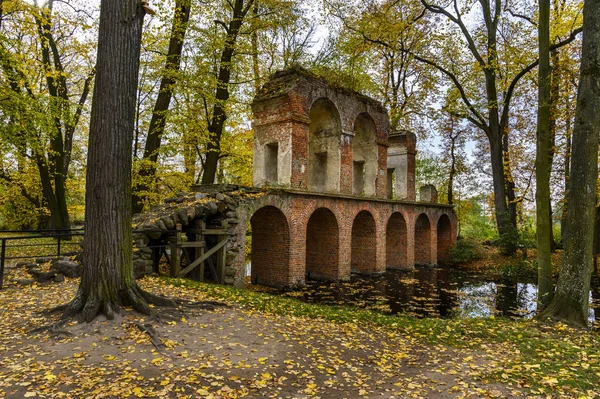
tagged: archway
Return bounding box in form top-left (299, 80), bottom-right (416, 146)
top-left (351, 210), bottom-right (377, 273)
top-left (250, 206), bottom-right (290, 287)
top-left (386, 212), bottom-right (408, 268)
top-left (306, 208), bottom-right (339, 280)
top-left (308, 98), bottom-right (342, 193)
top-left (352, 113), bottom-right (378, 196)
top-left (415, 213), bottom-right (432, 265)
top-left (437, 214), bottom-right (452, 265)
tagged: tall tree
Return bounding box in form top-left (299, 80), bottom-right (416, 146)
top-left (535, 0), bottom-right (553, 311)
top-left (0, 1), bottom-right (94, 229)
top-left (62, 0), bottom-right (174, 322)
top-left (200, 0), bottom-right (255, 185)
top-left (132, 0), bottom-right (192, 214)
top-left (541, 0), bottom-right (600, 327)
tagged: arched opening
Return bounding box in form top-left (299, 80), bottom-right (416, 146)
top-left (351, 210), bottom-right (377, 273)
top-left (415, 213), bottom-right (432, 265)
top-left (308, 98), bottom-right (342, 193)
top-left (386, 212), bottom-right (408, 269)
top-left (306, 208), bottom-right (339, 281)
top-left (437, 214), bottom-right (452, 265)
top-left (352, 113), bottom-right (378, 196)
top-left (250, 206), bottom-right (290, 287)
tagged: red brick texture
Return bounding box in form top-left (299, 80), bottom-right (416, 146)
top-left (250, 206), bottom-right (290, 288)
top-left (306, 208), bottom-right (339, 281)
top-left (233, 191), bottom-right (458, 288)
top-left (351, 210), bottom-right (377, 273)
top-left (414, 213), bottom-right (432, 265)
top-left (386, 212), bottom-right (408, 269)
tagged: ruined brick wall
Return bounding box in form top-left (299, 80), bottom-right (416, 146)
top-left (252, 67), bottom-right (391, 198)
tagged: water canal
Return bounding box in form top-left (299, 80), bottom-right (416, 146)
top-left (250, 267), bottom-right (600, 327)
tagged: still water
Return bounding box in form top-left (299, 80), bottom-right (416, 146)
top-left (260, 267), bottom-right (600, 326)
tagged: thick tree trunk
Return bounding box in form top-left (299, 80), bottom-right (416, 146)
top-left (63, 0), bottom-right (174, 322)
top-left (132, 0), bottom-right (191, 214)
top-left (535, 0), bottom-right (553, 311)
top-left (541, 0), bottom-right (600, 327)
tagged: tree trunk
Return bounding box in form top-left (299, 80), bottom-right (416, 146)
top-left (200, 0), bottom-right (254, 185)
top-left (541, 0), bottom-right (600, 327)
top-left (535, 0), bottom-right (553, 311)
top-left (561, 106), bottom-right (571, 243)
top-left (132, 0), bottom-right (191, 214)
top-left (63, 0), bottom-right (174, 322)
top-left (490, 132), bottom-right (516, 254)
top-left (447, 132), bottom-right (456, 205)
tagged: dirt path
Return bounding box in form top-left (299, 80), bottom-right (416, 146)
top-left (0, 267), bottom-right (529, 398)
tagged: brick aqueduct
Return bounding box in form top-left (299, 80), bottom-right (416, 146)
top-left (134, 67), bottom-right (458, 289)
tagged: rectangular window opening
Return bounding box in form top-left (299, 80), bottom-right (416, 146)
top-left (353, 161), bottom-right (365, 196)
top-left (313, 152), bottom-right (328, 192)
top-left (265, 142), bottom-right (279, 184)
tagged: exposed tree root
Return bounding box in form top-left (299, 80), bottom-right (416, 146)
top-left (134, 321), bottom-right (163, 350)
top-left (28, 320), bottom-right (72, 338)
top-left (174, 298), bottom-right (230, 310)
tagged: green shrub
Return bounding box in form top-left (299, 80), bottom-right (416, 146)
top-left (449, 238), bottom-right (483, 264)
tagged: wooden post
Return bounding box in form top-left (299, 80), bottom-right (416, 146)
top-left (217, 220), bottom-right (228, 284)
top-left (199, 220), bottom-right (205, 282)
top-left (170, 224), bottom-right (182, 277)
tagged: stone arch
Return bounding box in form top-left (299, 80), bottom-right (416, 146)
top-left (386, 211), bottom-right (408, 269)
top-left (306, 208), bottom-right (339, 281)
top-left (308, 97), bottom-right (342, 193)
top-left (437, 214), bottom-right (453, 265)
top-left (250, 206), bottom-right (290, 287)
top-left (415, 213), bottom-right (432, 265)
top-left (351, 210), bottom-right (377, 273)
top-left (352, 113), bottom-right (379, 196)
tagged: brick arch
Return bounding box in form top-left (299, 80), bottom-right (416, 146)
top-left (415, 213), bottom-right (432, 265)
top-left (308, 97), bottom-right (342, 193)
top-left (386, 211), bottom-right (408, 269)
top-left (437, 213), bottom-right (453, 265)
top-left (250, 206), bottom-right (290, 288)
top-left (351, 210), bottom-right (377, 273)
top-left (306, 207), bottom-right (339, 281)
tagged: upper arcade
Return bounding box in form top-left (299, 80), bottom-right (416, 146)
top-left (251, 66), bottom-right (419, 201)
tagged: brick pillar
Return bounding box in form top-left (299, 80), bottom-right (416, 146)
top-left (376, 144), bottom-right (388, 198)
top-left (289, 220), bottom-right (306, 287)
top-left (375, 212), bottom-right (386, 272)
top-left (291, 120), bottom-right (309, 190)
top-left (340, 132), bottom-right (353, 194)
top-left (338, 213), bottom-right (352, 280)
top-left (406, 211), bottom-right (416, 268)
top-left (431, 219), bottom-right (438, 265)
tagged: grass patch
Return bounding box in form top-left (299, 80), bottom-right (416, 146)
top-left (163, 276), bottom-right (600, 397)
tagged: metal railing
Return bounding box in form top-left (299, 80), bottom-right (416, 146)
top-left (0, 226), bottom-right (223, 289)
top-left (0, 229), bottom-right (85, 289)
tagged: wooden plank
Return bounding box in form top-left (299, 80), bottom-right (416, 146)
top-left (186, 228), bottom-right (228, 235)
top-left (177, 239), bottom-right (227, 277)
top-left (178, 242), bottom-right (206, 248)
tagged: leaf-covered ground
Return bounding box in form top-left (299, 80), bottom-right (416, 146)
top-left (0, 266), bottom-right (599, 399)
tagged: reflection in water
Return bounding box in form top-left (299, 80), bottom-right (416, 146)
top-left (265, 267), bottom-right (599, 326)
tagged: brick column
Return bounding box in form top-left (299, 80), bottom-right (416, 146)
top-left (406, 211), bottom-right (416, 268)
top-left (376, 144), bottom-right (388, 198)
top-left (339, 132), bottom-right (353, 194)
